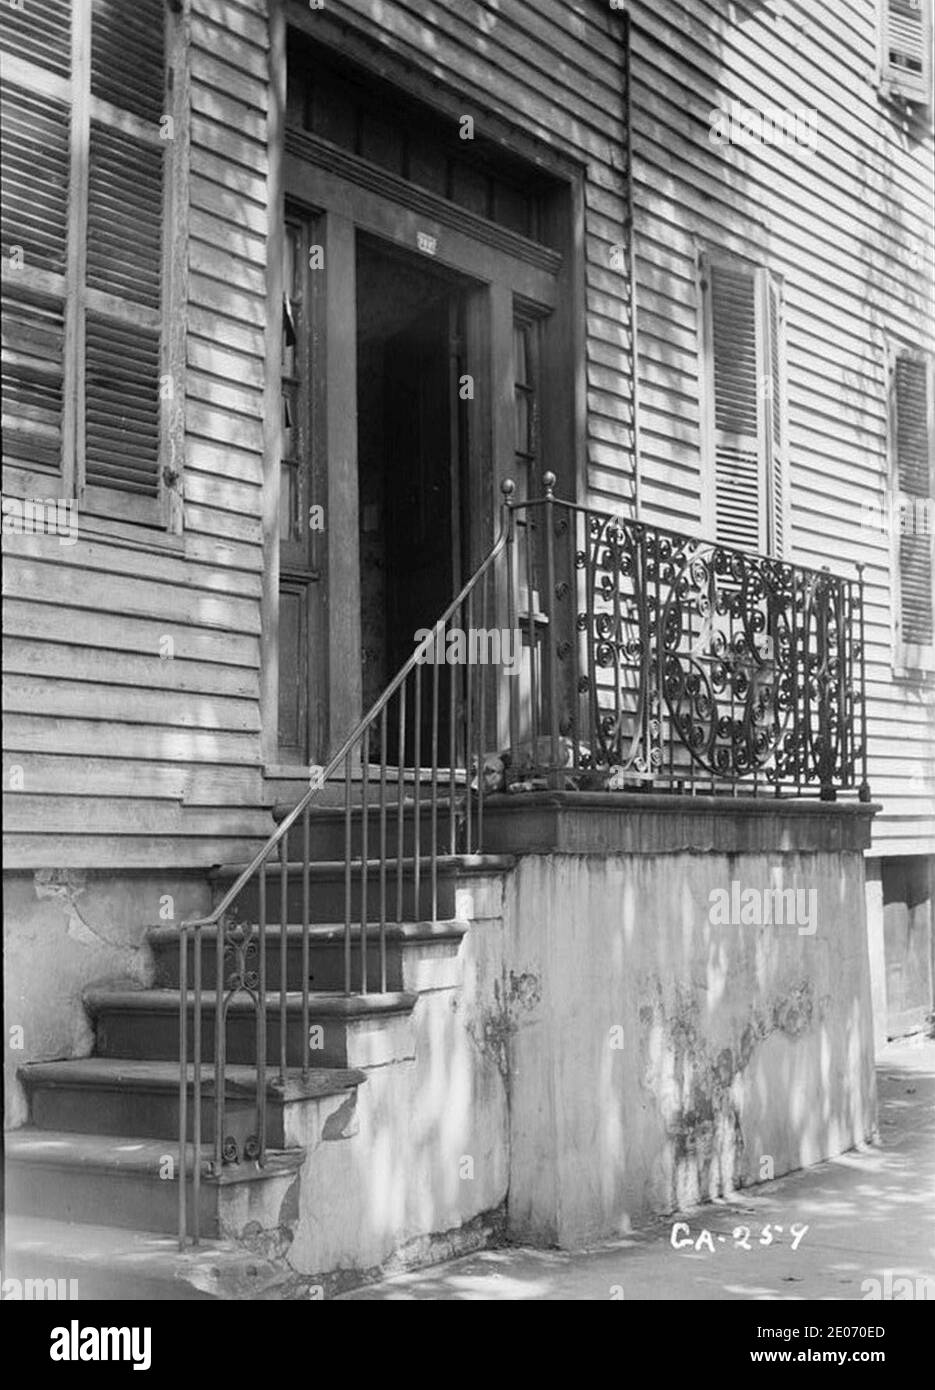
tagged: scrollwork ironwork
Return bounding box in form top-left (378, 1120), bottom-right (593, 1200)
top-left (568, 503), bottom-right (860, 795)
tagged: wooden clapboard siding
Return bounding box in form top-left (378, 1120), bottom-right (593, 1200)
top-left (2, 0), bottom-right (273, 870)
top-left (621, 0), bottom-right (934, 852)
top-left (2, 601), bottom-right (259, 668)
top-left (4, 640), bottom-right (259, 699)
top-left (1, 753), bottom-right (263, 804)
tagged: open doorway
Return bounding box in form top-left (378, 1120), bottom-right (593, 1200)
top-left (356, 236), bottom-right (471, 754)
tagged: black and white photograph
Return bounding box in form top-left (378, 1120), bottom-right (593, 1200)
top-left (1, 0), bottom-right (933, 1348)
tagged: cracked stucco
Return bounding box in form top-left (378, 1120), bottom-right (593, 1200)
top-left (34, 869), bottom-right (148, 974)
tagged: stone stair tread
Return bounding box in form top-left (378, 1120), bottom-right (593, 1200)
top-left (6, 1128), bottom-right (304, 1182)
top-left (3, 1214), bottom-right (296, 1299)
top-left (272, 795), bottom-right (467, 819)
top-left (18, 1057), bottom-right (367, 1100)
top-left (148, 919), bottom-right (469, 944)
top-left (84, 986), bottom-right (418, 1015)
top-left (212, 852), bottom-right (515, 876)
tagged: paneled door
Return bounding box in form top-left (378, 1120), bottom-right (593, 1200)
top-left (278, 211), bottom-right (325, 764)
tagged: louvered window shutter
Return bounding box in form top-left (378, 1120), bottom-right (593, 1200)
top-left (765, 276), bottom-right (789, 558)
top-left (893, 353), bottom-right (934, 656)
top-left (82, 0), bottom-right (167, 506)
top-left (702, 258), bottom-right (788, 557)
top-left (703, 260), bottom-right (765, 552)
top-left (1, 0), bottom-right (173, 523)
top-left (880, 0), bottom-right (933, 105)
top-left (0, 0), bottom-right (73, 478)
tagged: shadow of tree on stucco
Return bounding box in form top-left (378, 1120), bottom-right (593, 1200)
top-left (337, 1046), bottom-right (934, 1299)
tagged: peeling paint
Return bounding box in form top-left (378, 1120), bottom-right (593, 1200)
top-left (507, 970), bottom-right (541, 1011)
top-left (278, 1175), bottom-right (300, 1230)
top-left (321, 1091), bottom-right (359, 1141)
top-left (279, 1204), bottom-right (507, 1300)
top-left (33, 869), bottom-right (147, 974)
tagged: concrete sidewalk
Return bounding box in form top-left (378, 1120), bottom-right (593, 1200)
top-left (339, 1037), bottom-right (935, 1300)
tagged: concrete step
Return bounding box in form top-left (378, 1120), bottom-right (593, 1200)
top-left (214, 856), bottom-right (457, 925)
top-left (148, 919), bottom-right (468, 992)
top-left (18, 1058), bottom-right (365, 1147)
top-left (213, 853), bottom-right (509, 926)
top-left (272, 795), bottom-right (469, 861)
top-left (85, 987), bottom-right (417, 1069)
top-left (5, 1129), bottom-right (303, 1237)
top-left (3, 1215), bottom-right (298, 1301)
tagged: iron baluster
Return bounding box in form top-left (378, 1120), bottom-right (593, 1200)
top-left (301, 805), bottom-right (310, 1081)
top-left (360, 726), bottom-right (370, 993)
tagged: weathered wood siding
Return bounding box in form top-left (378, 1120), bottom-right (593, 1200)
top-left (3, 0), bottom-right (932, 867)
top-left (624, 0), bottom-right (935, 853)
top-left (627, 0), bottom-right (933, 850)
top-left (3, 0), bottom-right (274, 869)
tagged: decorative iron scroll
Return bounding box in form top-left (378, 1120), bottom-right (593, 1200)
top-left (562, 505), bottom-right (865, 797)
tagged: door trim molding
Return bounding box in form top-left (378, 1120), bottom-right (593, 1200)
top-left (260, 0), bottom-right (286, 768)
top-left (285, 141), bottom-right (559, 311)
top-left (285, 128), bottom-right (563, 277)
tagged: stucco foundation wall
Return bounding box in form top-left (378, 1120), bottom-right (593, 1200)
top-left (3, 869), bottom-right (210, 1129)
top-left (284, 877), bottom-right (510, 1280)
top-left (502, 849), bottom-right (878, 1248)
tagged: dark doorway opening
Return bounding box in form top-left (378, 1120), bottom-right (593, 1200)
top-left (882, 856), bottom-right (934, 1038)
top-left (356, 236), bottom-right (470, 761)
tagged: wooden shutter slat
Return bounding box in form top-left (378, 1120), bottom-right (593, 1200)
top-left (84, 314), bottom-right (160, 497)
top-left (91, 0), bottom-right (165, 125)
top-left (86, 122), bottom-right (164, 311)
top-left (766, 277), bottom-right (787, 557)
top-left (710, 265), bottom-right (759, 439)
top-left (1, 285), bottom-right (64, 474)
top-left (894, 352), bottom-right (934, 649)
top-left (707, 262), bottom-right (763, 551)
top-left (80, 1), bottom-right (169, 508)
top-left (896, 356), bottom-right (931, 495)
top-left (0, 0), bottom-right (72, 77)
top-left (0, 84), bottom-right (70, 275)
top-left (900, 538), bottom-right (933, 644)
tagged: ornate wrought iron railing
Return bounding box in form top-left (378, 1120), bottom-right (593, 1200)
top-left (177, 475), bottom-right (868, 1245)
top-left (502, 475), bottom-right (869, 801)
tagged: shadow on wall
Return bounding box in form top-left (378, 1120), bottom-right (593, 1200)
top-left (503, 848), bottom-right (877, 1245)
top-left (337, 1045), bottom-right (933, 1298)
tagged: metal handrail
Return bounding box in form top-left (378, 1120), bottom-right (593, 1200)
top-left (182, 513), bottom-right (513, 938)
top-left (177, 481), bottom-right (517, 1246)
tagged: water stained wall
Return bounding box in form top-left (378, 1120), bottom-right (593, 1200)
top-left (494, 799), bottom-right (879, 1246)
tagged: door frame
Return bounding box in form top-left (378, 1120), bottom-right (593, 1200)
top-left (261, 9), bottom-right (585, 772)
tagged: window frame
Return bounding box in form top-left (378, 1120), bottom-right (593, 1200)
top-left (0, 0), bottom-right (188, 535)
